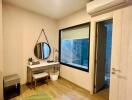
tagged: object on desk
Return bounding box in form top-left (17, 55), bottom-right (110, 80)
top-left (28, 57), bottom-right (33, 65)
top-left (4, 74), bottom-right (20, 100)
top-left (53, 48), bottom-right (58, 62)
top-left (32, 72), bottom-right (49, 87)
top-left (32, 61), bottom-right (40, 65)
top-left (47, 60), bottom-right (54, 63)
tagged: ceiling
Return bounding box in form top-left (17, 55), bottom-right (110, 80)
top-left (3, 0), bottom-right (91, 19)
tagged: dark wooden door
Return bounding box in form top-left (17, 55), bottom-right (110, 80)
top-left (94, 22), bottom-right (107, 93)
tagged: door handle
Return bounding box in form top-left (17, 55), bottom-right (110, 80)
top-left (112, 68), bottom-right (121, 72)
top-left (111, 68), bottom-right (121, 75)
top-left (111, 71), bottom-right (116, 75)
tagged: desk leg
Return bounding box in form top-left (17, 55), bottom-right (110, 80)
top-left (26, 68), bottom-right (33, 89)
top-left (31, 71), bottom-right (34, 89)
top-left (53, 67), bottom-right (56, 73)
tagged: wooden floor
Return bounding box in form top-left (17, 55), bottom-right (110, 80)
top-left (11, 78), bottom-right (109, 100)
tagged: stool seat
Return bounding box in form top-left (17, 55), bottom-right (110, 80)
top-left (33, 72), bottom-right (48, 79)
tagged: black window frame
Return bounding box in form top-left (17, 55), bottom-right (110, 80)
top-left (59, 22), bottom-right (91, 72)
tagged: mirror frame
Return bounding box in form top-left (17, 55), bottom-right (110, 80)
top-left (34, 42), bottom-right (51, 60)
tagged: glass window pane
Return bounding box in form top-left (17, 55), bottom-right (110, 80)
top-left (60, 23), bottom-right (90, 71)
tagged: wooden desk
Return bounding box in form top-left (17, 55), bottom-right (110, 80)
top-left (27, 62), bottom-right (60, 84)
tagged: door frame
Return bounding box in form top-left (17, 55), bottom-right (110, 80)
top-left (90, 13), bottom-right (113, 94)
top-left (94, 19), bottom-right (113, 93)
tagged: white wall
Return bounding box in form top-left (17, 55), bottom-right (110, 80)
top-left (58, 9), bottom-right (92, 91)
top-left (0, 0), bottom-right (3, 99)
top-left (58, 9), bottom-right (113, 94)
top-left (3, 3), bottom-right (93, 92)
top-left (58, 5), bottom-right (132, 94)
top-left (3, 3), bottom-right (58, 84)
top-left (59, 10), bottom-right (91, 28)
top-left (58, 9), bottom-right (113, 93)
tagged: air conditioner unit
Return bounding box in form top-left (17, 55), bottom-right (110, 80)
top-left (87, 0), bottom-right (130, 15)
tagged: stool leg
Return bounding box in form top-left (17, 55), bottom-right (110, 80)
top-left (31, 77), bottom-right (33, 88)
top-left (46, 76), bottom-right (48, 85)
top-left (35, 79), bottom-right (37, 88)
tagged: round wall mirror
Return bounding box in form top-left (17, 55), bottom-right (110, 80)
top-left (34, 42), bottom-right (51, 60)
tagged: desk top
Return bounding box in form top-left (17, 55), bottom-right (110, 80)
top-left (28, 62), bottom-right (60, 69)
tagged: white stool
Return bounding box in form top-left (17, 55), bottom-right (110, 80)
top-left (32, 72), bottom-right (49, 87)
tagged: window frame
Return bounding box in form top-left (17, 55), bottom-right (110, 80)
top-left (59, 22), bottom-right (91, 72)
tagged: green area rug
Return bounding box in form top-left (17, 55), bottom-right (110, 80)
top-left (23, 93), bottom-right (52, 100)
